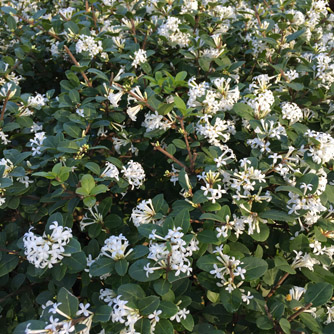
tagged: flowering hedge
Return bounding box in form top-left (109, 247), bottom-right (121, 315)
top-left (1, 0), bottom-right (334, 333)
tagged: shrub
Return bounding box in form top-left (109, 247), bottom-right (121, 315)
top-left (1, 0), bottom-right (334, 333)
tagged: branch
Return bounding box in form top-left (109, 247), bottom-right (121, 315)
top-left (113, 82), bottom-right (155, 112)
top-left (152, 142), bottom-right (189, 172)
top-left (288, 303), bottom-right (313, 322)
top-left (266, 272), bottom-right (289, 299)
top-left (0, 247), bottom-right (20, 255)
top-left (178, 117), bottom-right (194, 172)
top-left (253, 5), bottom-right (266, 37)
top-left (0, 282), bottom-right (38, 303)
top-left (63, 45), bottom-right (92, 87)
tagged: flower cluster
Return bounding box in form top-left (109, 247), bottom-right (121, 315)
top-left (23, 222), bottom-right (72, 269)
top-left (210, 245), bottom-right (247, 293)
top-left (100, 234), bottom-right (133, 260)
top-left (144, 227), bottom-right (199, 277)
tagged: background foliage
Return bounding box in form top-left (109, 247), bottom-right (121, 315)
top-left (1, 0), bottom-right (334, 333)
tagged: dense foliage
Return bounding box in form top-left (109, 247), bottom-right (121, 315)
top-left (1, 0), bottom-right (334, 333)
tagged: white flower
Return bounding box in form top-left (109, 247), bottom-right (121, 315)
top-left (131, 49), bottom-right (147, 68)
top-left (80, 205), bottom-right (104, 231)
top-left (101, 162), bottom-right (119, 180)
top-left (288, 286), bottom-right (306, 301)
top-left (121, 160), bottom-right (145, 189)
top-left (76, 303), bottom-right (92, 317)
top-left (27, 93), bottom-right (47, 109)
top-left (100, 234), bottom-right (133, 260)
top-left (241, 291), bottom-right (254, 305)
top-left (76, 108), bottom-right (85, 117)
top-left (29, 132), bottom-right (46, 156)
top-left (291, 251), bottom-right (320, 271)
top-left (23, 222), bottom-right (72, 269)
top-left (131, 199), bottom-right (159, 227)
top-left (281, 102), bottom-right (303, 124)
top-left (170, 308), bottom-right (189, 322)
top-left (76, 35), bottom-right (103, 58)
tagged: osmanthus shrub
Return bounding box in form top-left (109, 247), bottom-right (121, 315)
top-left (2, 0), bottom-right (334, 333)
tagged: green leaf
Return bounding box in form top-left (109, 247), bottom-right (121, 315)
top-left (197, 230), bottom-right (219, 243)
top-left (242, 257), bottom-right (268, 281)
top-left (286, 28), bottom-right (306, 42)
top-left (275, 185), bottom-right (303, 196)
top-left (138, 296), bottom-right (160, 315)
top-left (299, 313), bottom-right (321, 333)
top-left (175, 71), bottom-right (187, 81)
top-left (304, 282), bottom-right (333, 307)
top-left (274, 256), bottom-right (296, 274)
top-left (63, 123), bottom-right (82, 138)
top-left (76, 174), bottom-right (95, 196)
top-left (85, 162), bottom-right (101, 175)
top-left (173, 208), bottom-right (190, 233)
top-left (115, 259), bottom-right (128, 276)
top-left (129, 259), bottom-right (163, 282)
top-left (159, 301), bottom-right (178, 318)
top-left (83, 196), bottom-right (96, 207)
top-left (57, 287), bottom-right (79, 318)
top-left (220, 289), bottom-right (242, 313)
top-left (63, 251), bottom-right (87, 273)
top-left (279, 318), bottom-right (291, 334)
top-left (68, 89), bottom-right (80, 103)
top-left (250, 223), bottom-right (269, 242)
top-left (0, 253), bottom-right (19, 277)
top-left (89, 257), bottom-right (114, 277)
top-left (90, 184), bottom-right (108, 195)
top-left (93, 305), bottom-right (112, 322)
top-left (174, 95), bottom-right (187, 114)
top-left (181, 314), bottom-right (194, 331)
top-left (296, 173), bottom-right (319, 195)
top-left (118, 283), bottom-right (146, 302)
top-left (154, 279), bottom-right (171, 296)
top-left (87, 68), bottom-right (109, 81)
top-left (260, 210), bottom-right (297, 222)
top-left (63, 238), bottom-right (81, 254)
top-left (172, 139), bottom-right (186, 150)
top-left (256, 316), bottom-right (273, 330)
top-left (134, 318), bottom-right (151, 334)
top-left (196, 254), bottom-right (219, 272)
top-left (157, 103), bottom-right (174, 116)
top-left (200, 213), bottom-right (225, 223)
top-left (199, 57), bottom-right (211, 71)
top-left (14, 321), bottom-right (45, 334)
top-left (155, 319), bottom-right (174, 334)
top-left (232, 103), bottom-right (254, 120)
top-left (285, 82), bottom-right (304, 91)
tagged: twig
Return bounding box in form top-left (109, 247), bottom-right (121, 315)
top-left (288, 303), bottom-right (313, 322)
top-left (0, 89), bottom-right (12, 121)
top-left (178, 117), bottom-right (194, 172)
top-left (253, 5), bottom-right (266, 37)
top-left (152, 143), bottom-right (189, 171)
top-left (63, 45), bottom-right (92, 87)
top-left (266, 272), bottom-right (289, 299)
top-left (85, 0), bottom-right (89, 12)
top-left (84, 123), bottom-right (91, 135)
top-left (113, 82), bottom-right (155, 112)
top-left (0, 282), bottom-right (38, 303)
top-left (0, 247), bottom-right (20, 255)
top-left (142, 30), bottom-right (149, 50)
top-left (91, 5), bottom-right (97, 28)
